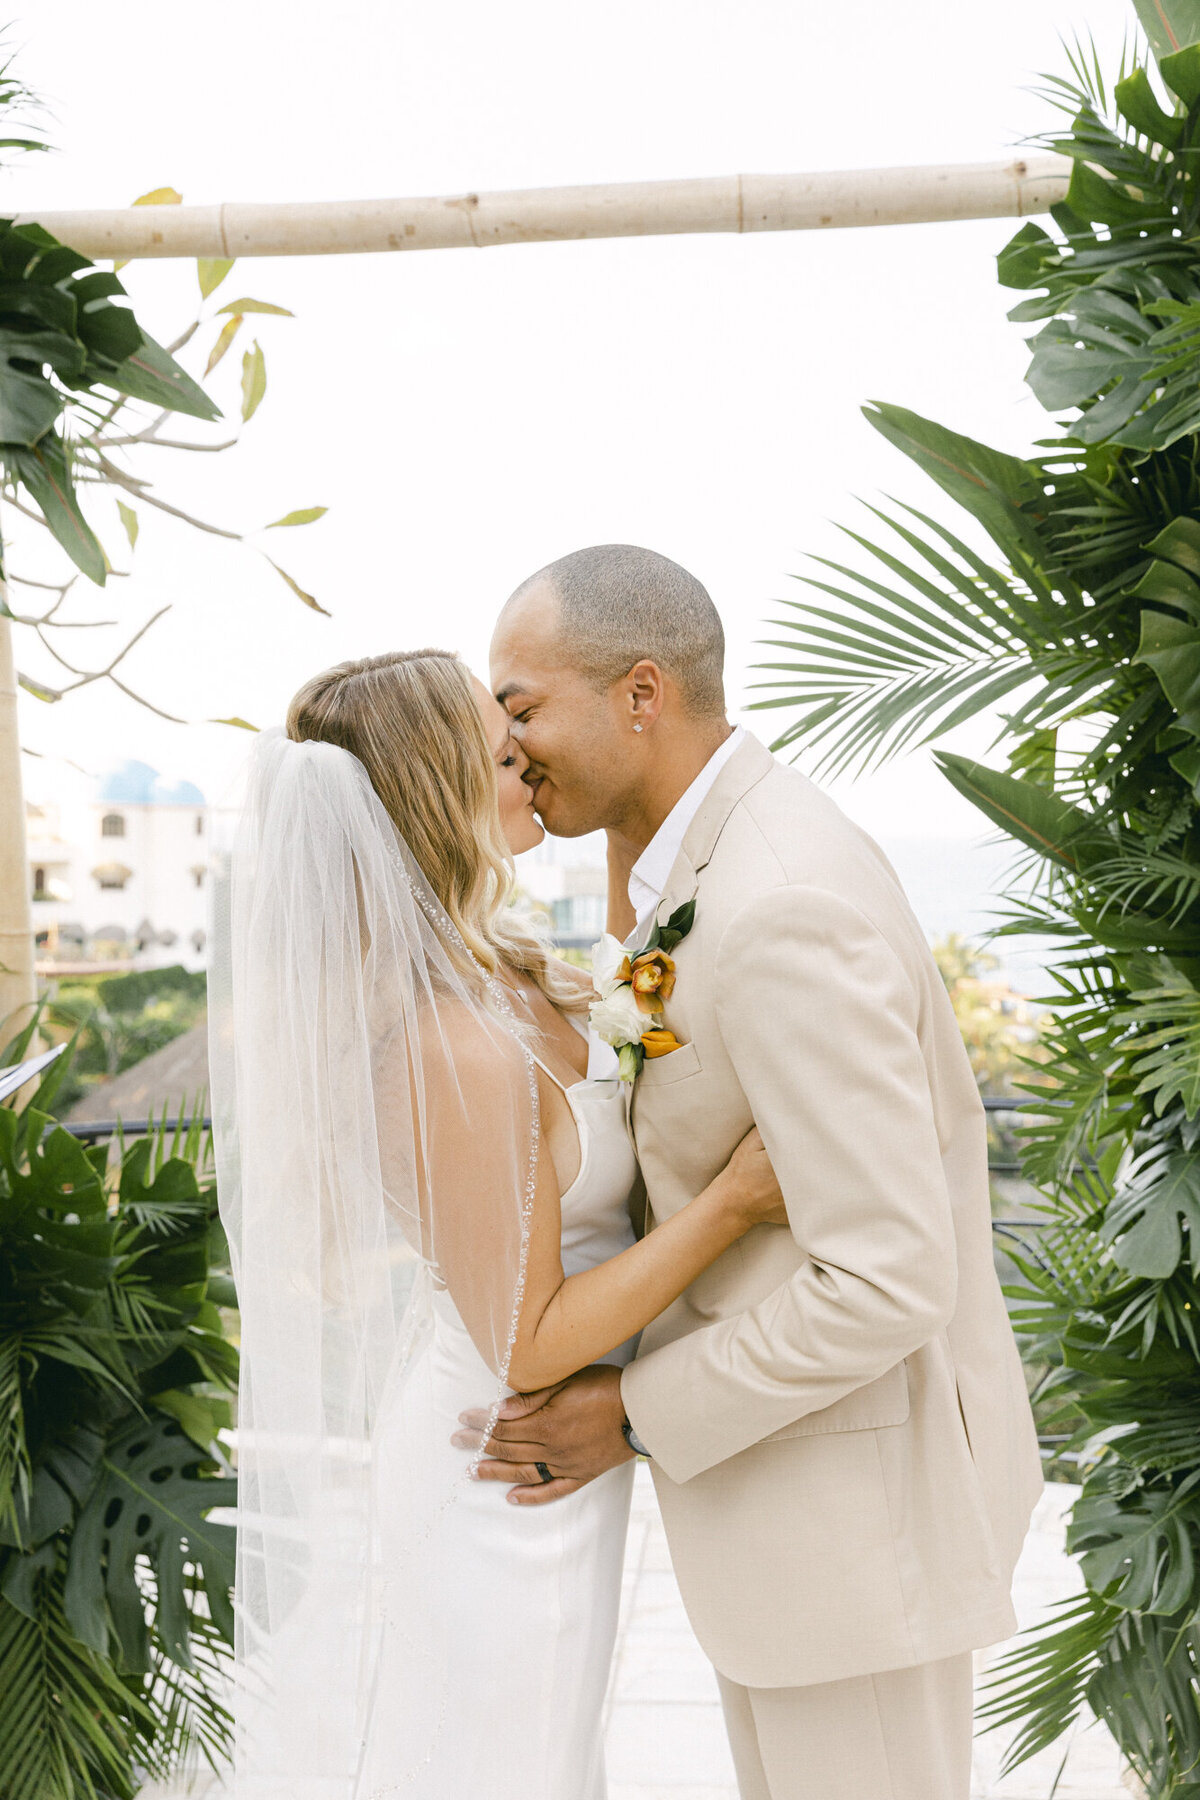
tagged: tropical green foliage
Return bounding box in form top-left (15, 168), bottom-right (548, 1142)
top-left (0, 71), bottom-right (328, 727)
top-left (754, 23), bottom-right (1200, 1797)
top-left (0, 1014), bottom-right (237, 1800)
top-left (42, 966), bottom-right (207, 1116)
top-left (0, 214), bottom-right (218, 586)
top-left (1, 196), bottom-right (329, 720)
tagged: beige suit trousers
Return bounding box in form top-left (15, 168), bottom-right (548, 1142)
top-left (715, 1653), bottom-right (974, 1800)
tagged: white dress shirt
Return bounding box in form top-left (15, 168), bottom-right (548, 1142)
top-left (625, 727), bottom-right (745, 944)
top-left (585, 726), bottom-right (745, 1080)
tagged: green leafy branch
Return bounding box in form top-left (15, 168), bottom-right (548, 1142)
top-left (1, 180), bottom-right (331, 732)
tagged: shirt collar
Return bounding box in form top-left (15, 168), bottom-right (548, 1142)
top-left (626, 726), bottom-right (745, 937)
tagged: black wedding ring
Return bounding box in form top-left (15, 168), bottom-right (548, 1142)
top-left (535, 1460), bottom-right (553, 1484)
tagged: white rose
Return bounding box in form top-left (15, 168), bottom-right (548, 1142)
top-left (590, 933), bottom-right (632, 1000)
top-left (589, 984), bottom-right (646, 1049)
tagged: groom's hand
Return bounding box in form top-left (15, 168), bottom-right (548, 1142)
top-left (452, 1363), bottom-right (633, 1507)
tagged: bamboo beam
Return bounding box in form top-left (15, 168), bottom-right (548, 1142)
top-left (16, 156), bottom-right (1070, 260)
top-left (0, 601), bottom-right (37, 1038)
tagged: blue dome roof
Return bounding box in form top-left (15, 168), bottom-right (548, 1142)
top-left (97, 760), bottom-right (159, 804)
top-left (96, 761), bottom-right (205, 807)
top-left (151, 774), bottom-right (205, 806)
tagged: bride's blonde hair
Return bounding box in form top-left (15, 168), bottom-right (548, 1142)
top-left (286, 648), bottom-right (584, 1010)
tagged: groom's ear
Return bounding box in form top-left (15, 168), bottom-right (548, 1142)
top-left (623, 659), bottom-right (666, 732)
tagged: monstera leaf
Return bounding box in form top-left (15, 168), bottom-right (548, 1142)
top-left (0, 1108), bottom-right (116, 1323)
top-left (64, 1411), bottom-right (235, 1670)
top-left (1103, 1144), bottom-right (1200, 1279)
top-left (1069, 1471), bottom-right (1200, 1615)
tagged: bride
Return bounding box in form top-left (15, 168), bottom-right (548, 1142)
top-left (209, 647), bottom-right (782, 1800)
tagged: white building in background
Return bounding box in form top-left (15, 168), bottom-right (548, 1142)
top-left (516, 830), bottom-right (608, 950)
top-left (26, 759), bottom-right (209, 970)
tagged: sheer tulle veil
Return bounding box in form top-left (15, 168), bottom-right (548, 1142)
top-left (208, 727), bottom-right (540, 1798)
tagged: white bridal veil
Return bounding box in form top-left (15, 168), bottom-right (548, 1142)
top-left (209, 728), bottom-right (540, 1798)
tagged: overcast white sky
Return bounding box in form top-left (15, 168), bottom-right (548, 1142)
top-left (6, 0), bottom-right (1131, 841)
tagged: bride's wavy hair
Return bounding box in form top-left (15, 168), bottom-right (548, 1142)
top-left (286, 648), bottom-right (584, 1009)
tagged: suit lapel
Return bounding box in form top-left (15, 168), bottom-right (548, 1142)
top-left (631, 733), bottom-right (775, 1175)
top-left (651, 732), bottom-right (775, 928)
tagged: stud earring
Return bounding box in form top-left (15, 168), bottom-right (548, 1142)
top-left (633, 723), bottom-right (643, 733)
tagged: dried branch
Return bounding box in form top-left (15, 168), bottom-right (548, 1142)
top-left (94, 433), bottom-right (239, 454)
top-left (9, 604), bottom-right (117, 629)
top-left (105, 674), bottom-right (188, 722)
top-left (88, 452), bottom-right (242, 540)
top-left (7, 572), bottom-right (78, 594)
top-left (5, 570), bottom-right (126, 629)
top-left (34, 603), bottom-right (170, 682)
top-left (93, 407), bottom-right (174, 447)
top-left (4, 492), bottom-right (51, 527)
top-left (20, 744), bottom-right (95, 775)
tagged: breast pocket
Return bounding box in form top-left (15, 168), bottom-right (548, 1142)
top-left (636, 1039), bottom-right (703, 1089)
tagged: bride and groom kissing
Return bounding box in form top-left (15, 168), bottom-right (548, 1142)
top-left (211, 542), bottom-right (1042, 1800)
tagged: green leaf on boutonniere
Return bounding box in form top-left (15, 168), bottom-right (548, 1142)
top-left (630, 899), bottom-right (697, 962)
top-left (657, 899), bottom-right (696, 952)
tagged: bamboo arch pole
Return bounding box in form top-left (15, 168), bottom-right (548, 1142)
top-left (0, 602), bottom-right (37, 1036)
top-left (18, 155), bottom-right (1070, 260)
top-left (0, 152), bottom-right (1071, 1016)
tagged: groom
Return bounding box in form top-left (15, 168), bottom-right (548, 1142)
top-left (462, 544), bottom-right (1042, 1800)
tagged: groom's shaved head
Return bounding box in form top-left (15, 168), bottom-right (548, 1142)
top-left (505, 544), bottom-right (726, 716)
top-left (492, 545), bottom-right (734, 838)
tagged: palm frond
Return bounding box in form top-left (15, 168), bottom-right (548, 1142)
top-left (977, 1591), bottom-right (1121, 1771)
top-left (141, 1606), bottom-right (233, 1779)
top-left (0, 1573), bottom-right (148, 1800)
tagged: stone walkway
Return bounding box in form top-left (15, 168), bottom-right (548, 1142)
top-left (604, 1468), bottom-right (1136, 1799)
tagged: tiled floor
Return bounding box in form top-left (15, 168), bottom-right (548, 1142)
top-left (145, 1474), bottom-right (1136, 1799)
top-left (604, 1468), bottom-right (1137, 1799)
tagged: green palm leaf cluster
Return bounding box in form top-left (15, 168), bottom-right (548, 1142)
top-left (0, 1015), bottom-right (238, 1800)
top-left (0, 218), bottom-right (219, 588)
top-left (755, 11), bottom-right (1200, 1794)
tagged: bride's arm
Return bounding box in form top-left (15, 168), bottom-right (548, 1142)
top-left (510, 1104), bottom-right (775, 1390)
top-left (416, 1012), bottom-right (780, 1392)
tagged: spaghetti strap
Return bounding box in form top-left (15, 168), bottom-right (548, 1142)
top-left (529, 1050), bottom-right (580, 1096)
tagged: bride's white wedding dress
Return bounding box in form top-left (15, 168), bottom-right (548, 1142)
top-left (360, 1034), bottom-right (639, 1800)
top-left (213, 735), bottom-right (640, 1800)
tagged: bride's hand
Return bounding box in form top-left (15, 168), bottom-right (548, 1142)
top-left (719, 1126), bottom-right (788, 1228)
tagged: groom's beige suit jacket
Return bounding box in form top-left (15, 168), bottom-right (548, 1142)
top-left (619, 732), bottom-right (1043, 1690)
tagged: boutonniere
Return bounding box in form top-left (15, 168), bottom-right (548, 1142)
top-left (589, 900), bottom-right (696, 1082)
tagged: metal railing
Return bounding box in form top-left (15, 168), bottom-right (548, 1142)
top-left (59, 1115), bottom-right (212, 1143)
